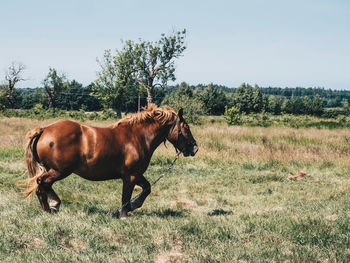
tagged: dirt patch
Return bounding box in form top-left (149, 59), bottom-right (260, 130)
top-left (69, 238), bottom-right (87, 251)
top-left (325, 214), bottom-right (338, 221)
top-left (286, 170), bottom-right (308, 180)
top-left (171, 198), bottom-right (198, 209)
top-left (155, 251), bottom-right (191, 263)
top-left (252, 206), bottom-right (283, 215)
top-left (155, 239), bottom-right (191, 263)
top-left (32, 237), bottom-right (45, 249)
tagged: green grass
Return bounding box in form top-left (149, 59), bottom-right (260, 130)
top-left (1, 117), bottom-right (350, 262)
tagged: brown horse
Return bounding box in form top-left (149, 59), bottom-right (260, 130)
top-left (24, 104), bottom-right (198, 218)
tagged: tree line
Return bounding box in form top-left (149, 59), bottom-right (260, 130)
top-left (0, 78), bottom-right (334, 117)
top-left (1, 29), bottom-right (349, 119)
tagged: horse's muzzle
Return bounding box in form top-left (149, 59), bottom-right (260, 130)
top-left (184, 143), bottom-right (199, 157)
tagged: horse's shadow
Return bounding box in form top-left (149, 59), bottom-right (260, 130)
top-left (85, 206), bottom-right (190, 219)
top-left (135, 208), bottom-right (190, 218)
top-left (207, 209), bottom-right (233, 216)
top-left (85, 206), bottom-right (232, 218)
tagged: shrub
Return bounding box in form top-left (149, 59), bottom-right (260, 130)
top-left (87, 112), bottom-right (99, 120)
top-left (224, 106), bottom-right (241, 125)
top-left (101, 108), bottom-right (117, 120)
top-left (162, 94), bottom-right (206, 124)
top-left (0, 90), bottom-right (7, 111)
top-left (322, 108), bottom-right (346, 118)
top-left (68, 109), bottom-right (86, 121)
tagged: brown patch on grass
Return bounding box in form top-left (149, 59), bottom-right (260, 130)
top-left (171, 198), bottom-right (198, 209)
top-left (342, 184), bottom-right (350, 190)
top-left (69, 238), bottom-right (87, 251)
top-left (252, 206), bottom-right (284, 215)
top-left (155, 251), bottom-right (191, 263)
top-left (282, 248), bottom-right (292, 256)
top-left (196, 197), bottom-right (214, 206)
top-left (325, 214), bottom-right (338, 221)
top-left (155, 239), bottom-right (191, 263)
top-left (32, 237), bottom-right (45, 249)
top-left (287, 170), bottom-right (308, 180)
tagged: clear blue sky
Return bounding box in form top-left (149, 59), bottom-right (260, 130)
top-left (1, 0), bottom-right (349, 89)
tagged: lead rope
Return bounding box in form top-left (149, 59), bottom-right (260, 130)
top-left (111, 151), bottom-right (182, 216)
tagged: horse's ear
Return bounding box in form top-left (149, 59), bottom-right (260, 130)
top-left (178, 108), bottom-right (184, 120)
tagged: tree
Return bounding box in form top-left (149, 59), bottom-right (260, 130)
top-left (92, 49), bottom-right (135, 116)
top-left (42, 68), bottom-right (68, 109)
top-left (311, 94), bottom-right (324, 116)
top-left (93, 29), bottom-right (187, 110)
top-left (302, 96), bottom-right (312, 115)
top-left (252, 84), bottom-right (263, 113)
top-left (4, 62), bottom-right (26, 108)
top-left (281, 98), bottom-right (293, 114)
top-left (199, 84), bottom-right (227, 115)
top-left (293, 97), bottom-right (305, 114)
top-left (0, 89), bottom-right (7, 110)
top-left (19, 87), bottom-right (47, 109)
top-left (58, 81), bottom-right (102, 111)
top-left (267, 95), bottom-right (282, 115)
top-left (233, 83), bottom-right (254, 113)
top-left (162, 93), bottom-right (206, 124)
top-left (177, 82), bottom-right (193, 97)
top-left (162, 85), bottom-right (206, 124)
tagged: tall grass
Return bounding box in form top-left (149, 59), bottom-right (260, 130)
top-left (1, 116), bottom-right (350, 262)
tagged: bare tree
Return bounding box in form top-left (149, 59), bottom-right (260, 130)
top-left (5, 62), bottom-right (26, 108)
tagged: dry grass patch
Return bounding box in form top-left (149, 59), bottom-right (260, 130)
top-left (287, 170), bottom-right (308, 180)
top-left (155, 239), bottom-right (191, 263)
top-left (171, 198), bottom-right (198, 209)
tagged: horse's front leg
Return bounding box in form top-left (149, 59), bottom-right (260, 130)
top-left (120, 176), bottom-right (136, 219)
top-left (129, 175), bottom-right (151, 212)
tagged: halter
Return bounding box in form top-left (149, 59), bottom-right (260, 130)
top-left (166, 114), bottom-right (185, 154)
top-left (166, 114), bottom-right (196, 154)
top-left (167, 114), bottom-right (182, 142)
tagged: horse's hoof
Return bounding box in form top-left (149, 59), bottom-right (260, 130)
top-left (50, 207), bottom-right (59, 213)
top-left (120, 211), bottom-right (128, 220)
top-left (49, 202), bottom-right (60, 213)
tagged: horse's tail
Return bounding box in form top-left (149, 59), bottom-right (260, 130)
top-left (22, 127), bottom-right (46, 200)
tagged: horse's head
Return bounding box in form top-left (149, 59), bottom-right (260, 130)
top-left (167, 109), bottom-right (199, 157)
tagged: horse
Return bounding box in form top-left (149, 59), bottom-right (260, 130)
top-left (24, 104), bottom-right (198, 218)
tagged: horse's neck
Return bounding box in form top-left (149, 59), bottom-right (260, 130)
top-left (143, 121), bottom-right (170, 153)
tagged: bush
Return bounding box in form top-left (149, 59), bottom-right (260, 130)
top-left (0, 90), bottom-right (7, 110)
top-left (68, 109), bottom-right (86, 121)
top-left (162, 94), bottom-right (206, 124)
top-left (322, 108), bottom-right (346, 118)
top-left (0, 105), bottom-right (119, 122)
top-left (224, 106), bottom-right (241, 125)
top-left (101, 108), bottom-right (117, 120)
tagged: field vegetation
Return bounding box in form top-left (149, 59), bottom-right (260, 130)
top-left (1, 115), bottom-right (350, 262)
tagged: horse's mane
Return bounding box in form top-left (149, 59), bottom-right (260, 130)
top-left (113, 104), bottom-right (176, 127)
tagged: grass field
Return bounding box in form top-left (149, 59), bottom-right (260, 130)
top-left (1, 116), bottom-right (350, 262)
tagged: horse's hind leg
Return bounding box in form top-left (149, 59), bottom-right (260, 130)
top-left (45, 187), bottom-right (61, 213)
top-left (36, 185), bottom-right (50, 212)
top-left (129, 175), bottom-right (151, 212)
top-left (36, 169), bottom-right (69, 213)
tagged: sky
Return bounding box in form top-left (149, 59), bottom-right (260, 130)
top-left (1, 0), bottom-right (349, 89)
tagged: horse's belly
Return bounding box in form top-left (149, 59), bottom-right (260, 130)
top-left (74, 167), bottom-right (122, 181)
